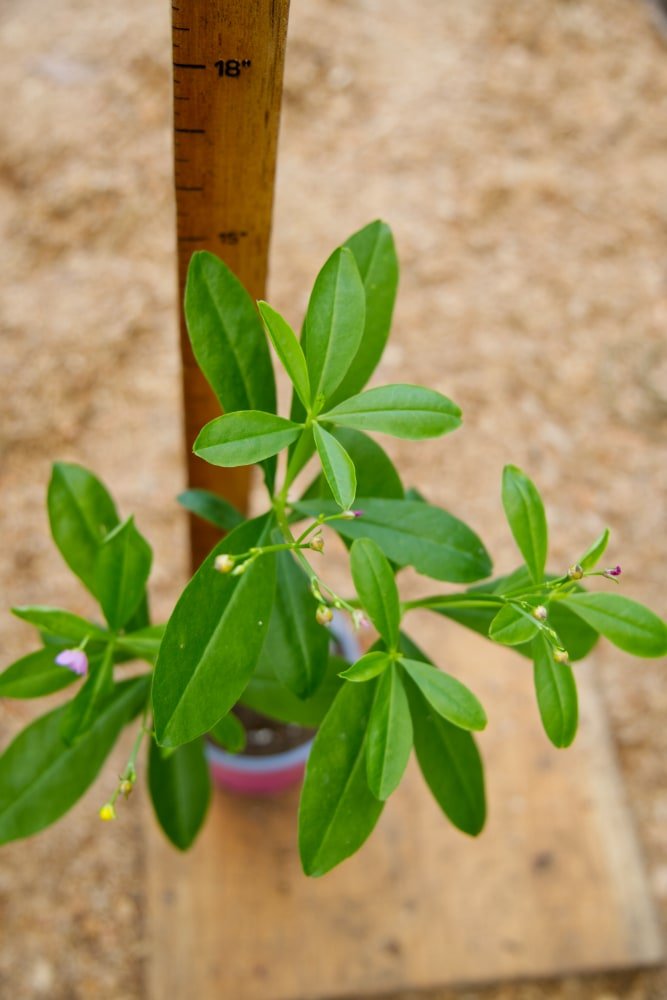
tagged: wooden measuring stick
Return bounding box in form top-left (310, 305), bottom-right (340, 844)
top-left (171, 0), bottom-right (291, 568)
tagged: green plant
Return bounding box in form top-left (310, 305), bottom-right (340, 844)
top-left (1, 221), bottom-right (665, 875)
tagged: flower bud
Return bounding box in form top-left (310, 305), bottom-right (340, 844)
top-left (567, 564), bottom-right (584, 581)
top-left (553, 648), bottom-right (569, 664)
top-left (316, 605), bottom-right (334, 626)
top-left (231, 561), bottom-right (248, 576)
top-left (340, 509), bottom-right (363, 520)
top-left (99, 803), bottom-right (116, 822)
top-left (352, 610), bottom-right (369, 630)
top-left (55, 648), bottom-right (88, 677)
top-left (310, 534), bottom-right (325, 553)
top-left (214, 553), bottom-right (235, 574)
top-left (119, 780), bottom-right (134, 799)
top-left (602, 565), bottom-right (622, 579)
top-left (533, 605), bottom-right (548, 621)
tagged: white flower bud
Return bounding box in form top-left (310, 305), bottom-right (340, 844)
top-left (214, 553), bottom-right (235, 574)
top-left (316, 605), bottom-right (334, 626)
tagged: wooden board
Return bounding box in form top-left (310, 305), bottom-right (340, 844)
top-left (146, 626), bottom-right (663, 998)
top-left (171, 0), bottom-right (290, 566)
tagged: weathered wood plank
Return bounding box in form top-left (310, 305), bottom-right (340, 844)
top-left (146, 628), bottom-right (663, 999)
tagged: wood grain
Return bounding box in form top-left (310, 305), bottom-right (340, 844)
top-left (146, 625), bottom-right (663, 998)
top-left (172, 0), bottom-right (291, 568)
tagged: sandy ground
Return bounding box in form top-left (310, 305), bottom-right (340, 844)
top-left (1, 0), bottom-right (666, 996)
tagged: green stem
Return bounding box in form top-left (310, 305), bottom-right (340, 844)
top-left (402, 594), bottom-right (506, 613)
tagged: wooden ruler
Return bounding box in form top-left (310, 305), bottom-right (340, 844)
top-left (171, 0), bottom-right (291, 567)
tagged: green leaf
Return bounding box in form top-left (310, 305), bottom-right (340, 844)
top-left (560, 592), bottom-right (667, 658)
top-left (115, 625), bottom-right (165, 663)
top-left (579, 528), bottom-right (610, 571)
top-left (256, 551), bottom-right (329, 699)
top-left (153, 516), bottom-right (276, 747)
top-left (366, 667), bottom-right (412, 800)
top-left (47, 463), bottom-right (120, 598)
top-left (312, 424), bottom-right (357, 511)
top-left (184, 251), bottom-right (278, 489)
top-left (406, 681), bottom-right (486, 836)
top-left (60, 644), bottom-right (115, 744)
top-left (0, 676), bottom-right (149, 845)
top-left (242, 654), bottom-right (345, 727)
top-left (185, 251), bottom-right (276, 416)
top-left (93, 517), bottom-right (152, 630)
top-left (258, 301), bottom-right (311, 409)
top-left (295, 498), bottom-right (492, 584)
top-left (321, 385), bottom-right (461, 439)
top-left (298, 680), bottom-right (383, 876)
top-left (300, 428), bottom-right (403, 502)
top-left (148, 737), bottom-right (211, 850)
top-left (194, 411), bottom-right (301, 467)
top-left (209, 713), bottom-right (246, 753)
top-left (401, 658), bottom-right (487, 731)
top-left (303, 247), bottom-right (366, 403)
top-left (501, 465), bottom-right (548, 584)
top-left (11, 607), bottom-right (107, 644)
top-left (339, 651), bottom-right (393, 682)
top-left (350, 538), bottom-right (400, 650)
top-left (532, 635), bottom-right (578, 748)
top-left (331, 220), bottom-right (399, 405)
top-left (177, 489), bottom-right (244, 532)
top-left (488, 604), bottom-right (539, 646)
top-left (0, 648), bottom-right (82, 699)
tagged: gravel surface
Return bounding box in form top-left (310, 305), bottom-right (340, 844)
top-left (1, 0), bottom-right (665, 996)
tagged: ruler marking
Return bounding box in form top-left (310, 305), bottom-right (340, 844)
top-left (175, 127), bottom-right (206, 134)
top-left (176, 186), bottom-right (204, 192)
top-left (179, 236), bottom-right (210, 242)
top-left (173, 26), bottom-right (190, 31)
top-left (174, 96), bottom-right (190, 102)
top-left (173, 62), bottom-right (207, 70)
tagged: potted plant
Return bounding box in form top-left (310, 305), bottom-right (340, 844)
top-left (1, 221), bottom-right (665, 876)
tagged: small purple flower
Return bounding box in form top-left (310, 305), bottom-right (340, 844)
top-left (603, 565), bottom-right (622, 579)
top-left (353, 510), bottom-right (363, 518)
top-left (55, 648), bottom-right (88, 676)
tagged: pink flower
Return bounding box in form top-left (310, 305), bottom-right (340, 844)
top-left (603, 565), bottom-right (622, 579)
top-left (55, 648), bottom-right (88, 676)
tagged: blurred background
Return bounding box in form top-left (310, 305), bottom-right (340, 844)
top-left (1, 0), bottom-right (666, 996)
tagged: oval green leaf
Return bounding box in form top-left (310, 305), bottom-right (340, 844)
top-left (561, 592), bottom-right (667, 658)
top-left (194, 411), bottom-right (302, 467)
top-left (532, 635), bottom-right (578, 748)
top-left (406, 680), bottom-right (486, 836)
top-left (401, 657), bottom-right (487, 731)
top-left (366, 667), bottom-right (412, 800)
top-left (298, 679), bottom-right (383, 876)
top-left (488, 603), bottom-right (539, 646)
top-left (47, 462), bottom-right (120, 599)
top-left (501, 465), bottom-right (548, 584)
top-left (295, 498), bottom-right (492, 584)
top-left (303, 246), bottom-right (366, 403)
top-left (152, 516), bottom-right (276, 747)
top-left (350, 538), bottom-right (400, 650)
top-left (312, 423), bottom-right (357, 511)
top-left (177, 489), bottom-right (245, 532)
top-left (339, 651), bottom-right (393, 682)
top-left (321, 384), bottom-right (461, 439)
top-left (11, 607), bottom-right (107, 644)
top-left (148, 737), bottom-right (211, 850)
top-left (0, 648), bottom-right (81, 699)
top-left (93, 517), bottom-right (152, 630)
top-left (258, 301), bottom-right (311, 409)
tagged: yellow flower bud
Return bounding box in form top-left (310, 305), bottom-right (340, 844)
top-left (119, 780), bottom-right (134, 799)
top-left (567, 564), bottom-right (584, 581)
top-left (310, 534), bottom-right (325, 553)
top-left (316, 605), bottom-right (334, 626)
top-left (553, 648), bottom-right (569, 664)
top-left (214, 553), bottom-right (235, 574)
top-left (99, 803), bottom-right (116, 822)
